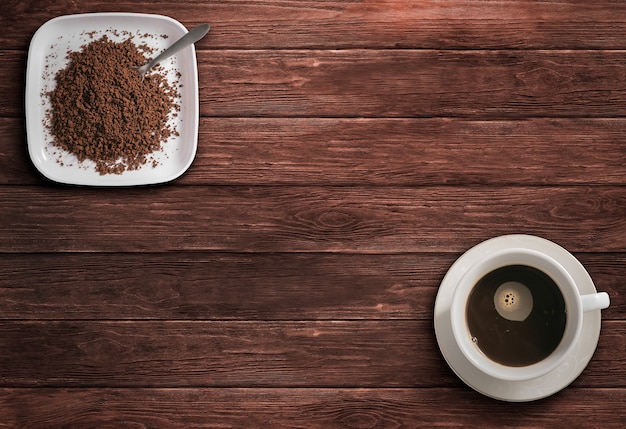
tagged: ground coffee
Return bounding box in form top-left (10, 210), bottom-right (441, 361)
top-left (47, 35), bottom-right (179, 175)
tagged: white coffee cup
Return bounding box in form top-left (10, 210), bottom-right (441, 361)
top-left (450, 247), bottom-right (610, 381)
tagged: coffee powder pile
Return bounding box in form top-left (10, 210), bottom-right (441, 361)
top-left (47, 35), bottom-right (179, 175)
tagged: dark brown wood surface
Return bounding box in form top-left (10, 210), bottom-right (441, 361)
top-left (1, 1), bottom-right (625, 427)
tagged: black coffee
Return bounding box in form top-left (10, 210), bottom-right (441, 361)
top-left (466, 265), bottom-right (567, 367)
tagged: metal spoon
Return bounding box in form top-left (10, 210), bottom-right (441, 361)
top-left (135, 23), bottom-right (210, 79)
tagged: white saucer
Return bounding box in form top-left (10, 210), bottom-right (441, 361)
top-left (434, 234), bottom-right (603, 402)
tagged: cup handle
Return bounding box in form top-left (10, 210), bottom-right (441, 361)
top-left (581, 292), bottom-right (610, 312)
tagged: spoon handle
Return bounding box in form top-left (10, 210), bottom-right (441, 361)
top-left (138, 23), bottom-right (210, 75)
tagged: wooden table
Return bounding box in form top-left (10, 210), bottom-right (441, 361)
top-left (1, 1), bottom-right (625, 427)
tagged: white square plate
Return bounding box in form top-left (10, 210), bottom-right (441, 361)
top-left (25, 13), bottom-right (200, 186)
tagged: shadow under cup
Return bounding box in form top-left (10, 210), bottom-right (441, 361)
top-left (450, 249), bottom-right (584, 382)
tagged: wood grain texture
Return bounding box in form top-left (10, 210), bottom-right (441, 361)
top-left (7, 50), bottom-right (626, 118)
top-left (0, 252), bottom-right (623, 320)
top-left (6, 0), bottom-right (626, 50)
top-left (2, 0), bottom-right (625, 425)
top-left (0, 320), bottom-right (622, 388)
top-left (0, 252), bottom-right (450, 320)
top-left (1, 387), bottom-right (626, 428)
top-left (192, 118), bottom-right (626, 185)
top-left (200, 50), bottom-right (626, 118)
top-left (1, 186), bottom-right (625, 253)
top-left (7, 117), bottom-right (626, 186)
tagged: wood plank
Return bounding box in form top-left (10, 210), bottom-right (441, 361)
top-left (1, 186), bottom-right (625, 253)
top-left (7, 117), bottom-right (626, 186)
top-left (0, 118), bottom-right (34, 185)
top-left (191, 118), bottom-right (626, 186)
top-left (8, 50), bottom-right (626, 118)
top-left (0, 320), bottom-right (454, 388)
top-left (0, 252), bottom-right (451, 321)
top-left (0, 51), bottom-right (25, 118)
top-left (200, 49), bottom-right (626, 118)
top-left (6, 1), bottom-right (626, 50)
top-left (0, 320), bottom-right (622, 388)
top-left (0, 252), bottom-right (622, 320)
top-left (1, 387), bottom-right (625, 428)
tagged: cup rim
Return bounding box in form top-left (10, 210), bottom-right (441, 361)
top-left (450, 247), bottom-right (583, 381)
